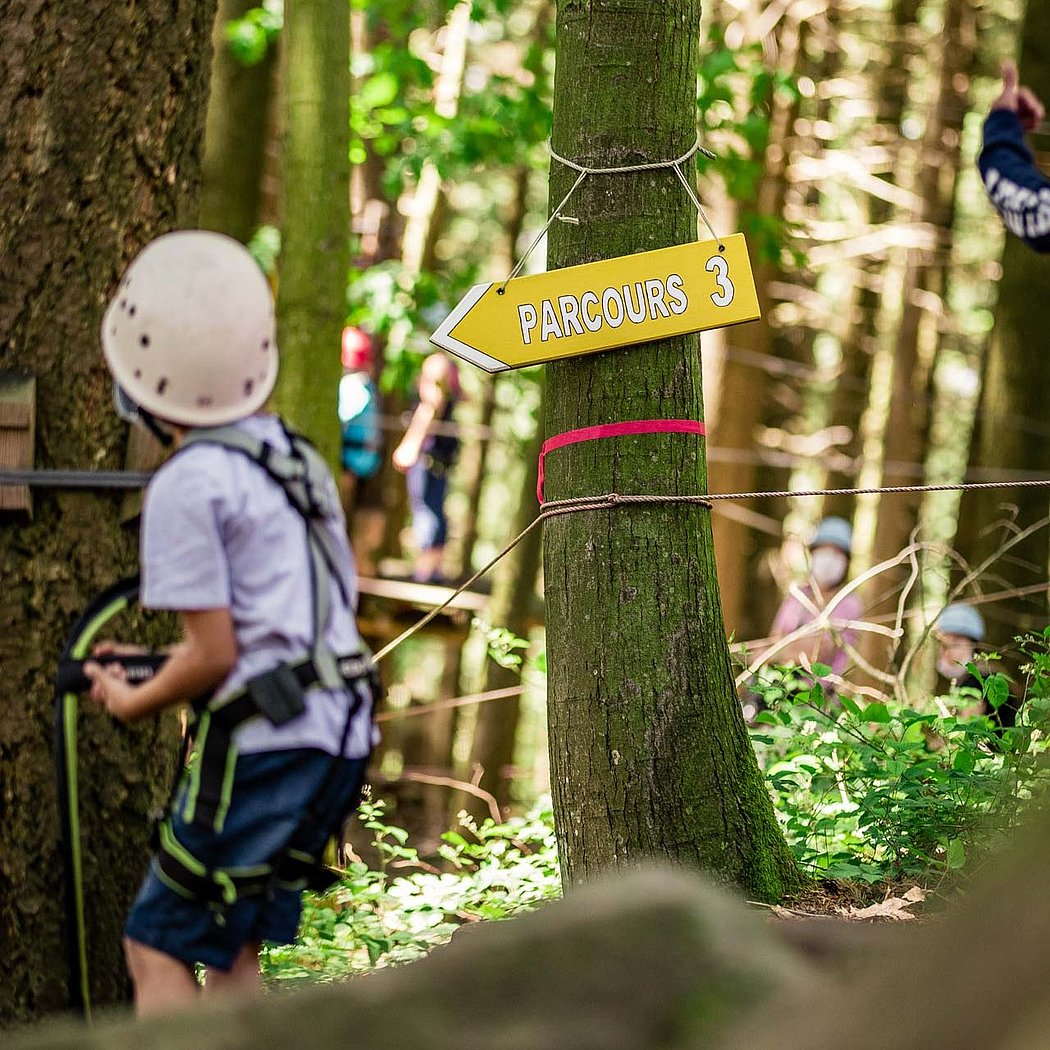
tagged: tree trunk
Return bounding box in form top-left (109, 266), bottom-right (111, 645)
top-left (707, 8), bottom-right (802, 645)
top-left (542, 0), bottom-right (799, 900)
top-left (444, 377), bottom-right (496, 581)
top-left (868, 0), bottom-right (976, 573)
top-left (274, 0), bottom-right (350, 463)
top-left (956, 4), bottom-right (1050, 645)
top-left (463, 395), bottom-right (546, 821)
top-left (199, 0), bottom-right (277, 242)
top-left (0, 0), bottom-right (215, 1020)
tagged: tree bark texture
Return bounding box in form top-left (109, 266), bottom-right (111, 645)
top-left (957, 3), bottom-right (1050, 644)
top-left (199, 0), bottom-right (277, 243)
top-left (542, 0), bottom-right (800, 900)
top-left (0, 0), bottom-right (215, 1020)
top-left (274, 0), bottom-right (350, 464)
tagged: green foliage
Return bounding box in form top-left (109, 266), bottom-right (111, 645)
top-left (225, 0), bottom-right (283, 66)
top-left (345, 261), bottom-right (476, 392)
top-left (350, 3), bottom-right (551, 185)
top-left (483, 623), bottom-right (531, 669)
top-left (750, 656), bottom-right (1050, 883)
top-left (696, 29), bottom-right (803, 267)
top-left (247, 224), bottom-right (281, 275)
top-left (261, 796), bottom-right (560, 984)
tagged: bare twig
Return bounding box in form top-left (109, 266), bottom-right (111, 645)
top-left (399, 771), bottom-right (502, 824)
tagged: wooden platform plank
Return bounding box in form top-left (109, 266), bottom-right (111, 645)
top-left (356, 575), bottom-right (490, 613)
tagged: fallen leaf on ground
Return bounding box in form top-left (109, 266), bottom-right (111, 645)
top-left (838, 897), bottom-right (919, 922)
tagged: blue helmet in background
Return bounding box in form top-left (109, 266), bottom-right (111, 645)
top-left (809, 516), bottom-right (853, 556)
top-left (936, 603), bottom-right (985, 642)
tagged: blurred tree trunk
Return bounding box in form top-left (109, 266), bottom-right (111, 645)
top-left (462, 391), bottom-right (545, 822)
top-left (394, 638), bottom-right (464, 852)
top-left (274, 0), bottom-right (350, 463)
top-left (448, 166), bottom-right (532, 580)
top-left (707, 10), bottom-right (802, 646)
top-left (822, 0), bottom-right (919, 517)
top-left (955, 4), bottom-right (1050, 645)
top-left (868, 0), bottom-right (976, 574)
top-left (0, 0), bottom-right (214, 1020)
top-left (373, 3), bottom-right (471, 571)
top-left (199, 0), bottom-right (277, 242)
top-left (543, 0), bottom-right (800, 900)
top-left (445, 378), bottom-right (496, 581)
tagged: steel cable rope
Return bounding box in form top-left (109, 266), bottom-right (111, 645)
top-left (371, 477), bottom-right (1050, 663)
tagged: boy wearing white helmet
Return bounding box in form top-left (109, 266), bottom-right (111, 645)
top-left (85, 231), bottom-right (377, 1014)
top-left (767, 516), bottom-right (863, 680)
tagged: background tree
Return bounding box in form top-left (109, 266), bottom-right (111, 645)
top-left (542, 0), bottom-right (800, 899)
top-left (0, 0), bottom-right (216, 1020)
top-left (199, 0), bottom-right (278, 242)
top-left (957, 3), bottom-right (1050, 649)
top-left (274, 0), bottom-right (350, 461)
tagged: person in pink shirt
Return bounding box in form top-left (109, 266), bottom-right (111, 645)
top-left (768, 516), bottom-right (863, 678)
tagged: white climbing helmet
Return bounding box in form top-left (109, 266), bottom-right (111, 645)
top-left (101, 230), bottom-right (278, 427)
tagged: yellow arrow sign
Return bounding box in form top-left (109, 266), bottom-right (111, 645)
top-left (430, 233), bottom-right (760, 372)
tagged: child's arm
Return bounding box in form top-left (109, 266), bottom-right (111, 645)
top-left (979, 61), bottom-right (1050, 252)
top-left (85, 608), bottom-right (237, 723)
top-left (392, 354), bottom-right (451, 472)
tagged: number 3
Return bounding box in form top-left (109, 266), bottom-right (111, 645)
top-left (705, 255), bottom-right (735, 307)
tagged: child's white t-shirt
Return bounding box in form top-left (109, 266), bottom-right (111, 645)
top-left (140, 414), bottom-right (373, 759)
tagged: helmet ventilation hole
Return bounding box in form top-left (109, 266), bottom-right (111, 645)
top-left (128, 305), bottom-right (136, 317)
top-left (244, 379), bottom-right (255, 396)
top-left (134, 369), bottom-right (142, 379)
top-left (140, 334), bottom-right (150, 348)
top-left (196, 396), bottom-right (214, 408)
top-left (261, 338), bottom-right (270, 351)
top-left (156, 378), bottom-right (168, 395)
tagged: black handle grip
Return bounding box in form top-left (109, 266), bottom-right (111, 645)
top-left (55, 652), bottom-right (168, 694)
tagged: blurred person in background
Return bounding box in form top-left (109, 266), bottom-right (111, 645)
top-left (768, 516), bottom-right (862, 679)
top-left (338, 326), bottom-right (382, 510)
top-left (934, 603), bottom-right (1017, 729)
top-left (393, 352), bottom-right (461, 584)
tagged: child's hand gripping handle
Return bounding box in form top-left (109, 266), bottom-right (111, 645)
top-left (56, 652), bottom-right (169, 694)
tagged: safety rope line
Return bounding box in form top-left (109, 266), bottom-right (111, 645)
top-left (0, 469), bottom-right (153, 489)
top-left (374, 491), bottom-right (708, 663)
top-left (371, 475), bottom-right (1050, 664)
top-left (496, 136), bottom-right (722, 295)
top-left (702, 477), bottom-right (1050, 503)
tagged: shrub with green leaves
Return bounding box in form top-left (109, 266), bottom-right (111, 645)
top-left (749, 649), bottom-right (1050, 883)
top-left (261, 796), bottom-right (561, 984)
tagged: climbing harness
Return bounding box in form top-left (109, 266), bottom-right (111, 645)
top-left (145, 423), bottom-right (380, 906)
top-left (54, 422), bottom-right (381, 1016)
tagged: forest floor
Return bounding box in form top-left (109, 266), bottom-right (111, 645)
top-left (758, 877), bottom-right (936, 922)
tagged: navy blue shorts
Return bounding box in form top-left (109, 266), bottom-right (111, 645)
top-left (125, 749), bottom-right (366, 971)
top-left (407, 459), bottom-right (449, 550)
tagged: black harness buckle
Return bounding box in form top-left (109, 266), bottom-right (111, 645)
top-left (246, 663), bottom-right (307, 726)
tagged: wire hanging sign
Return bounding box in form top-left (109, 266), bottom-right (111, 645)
top-left (429, 137), bottom-right (762, 372)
